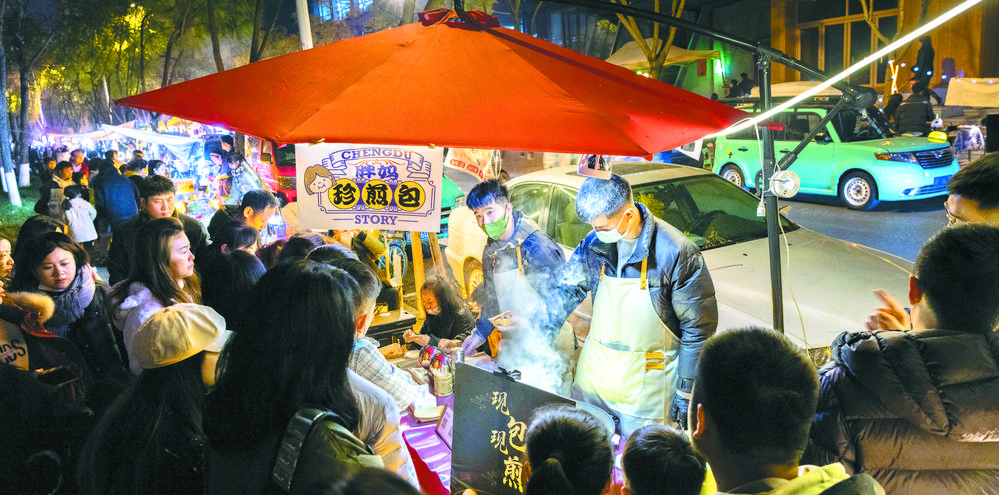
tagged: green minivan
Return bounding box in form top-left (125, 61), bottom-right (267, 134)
top-left (712, 91), bottom-right (958, 210)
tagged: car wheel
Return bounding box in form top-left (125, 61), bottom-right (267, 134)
top-left (839, 171), bottom-right (880, 211)
top-left (463, 259), bottom-right (484, 299)
top-left (719, 164), bottom-right (746, 189)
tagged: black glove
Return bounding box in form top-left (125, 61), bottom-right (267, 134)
top-left (669, 392), bottom-right (690, 430)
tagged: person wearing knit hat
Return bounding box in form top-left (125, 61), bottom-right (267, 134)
top-left (77, 303), bottom-right (227, 495)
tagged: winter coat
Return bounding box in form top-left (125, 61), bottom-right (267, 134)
top-left (549, 202), bottom-right (718, 390)
top-left (35, 176), bottom-right (75, 218)
top-left (895, 93), bottom-right (934, 135)
top-left (471, 210), bottom-right (566, 340)
top-left (22, 266), bottom-right (125, 381)
top-left (718, 463), bottom-right (883, 495)
top-left (204, 408), bottom-right (382, 494)
top-left (63, 197), bottom-right (99, 243)
top-left (107, 210), bottom-right (209, 286)
top-left (422, 310), bottom-right (475, 347)
top-left (92, 168), bottom-right (139, 227)
top-left (802, 329), bottom-right (999, 495)
top-left (111, 282), bottom-right (167, 375)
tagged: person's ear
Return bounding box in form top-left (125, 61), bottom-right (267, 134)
top-left (242, 206), bottom-right (255, 219)
top-left (691, 403), bottom-right (707, 440)
top-left (140, 198), bottom-right (147, 210)
top-left (908, 275), bottom-right (922, 306)
top-left (354, 311), bottom-right (370, 337)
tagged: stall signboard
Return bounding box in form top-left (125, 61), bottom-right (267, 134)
top-left (451, 363), bottom-right (574, 494)
top-left (295, 143), bottom-right (444, 231)
top-left (443, 148), bottom-right (492, 181)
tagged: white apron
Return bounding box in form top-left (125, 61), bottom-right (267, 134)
top-left (494, 245), bottom-right (574, 394)
top-left (573, 258), bottom-right (680, 432)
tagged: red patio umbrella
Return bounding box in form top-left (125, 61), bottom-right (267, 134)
top-left (118, 10), bottom-right (756, 157)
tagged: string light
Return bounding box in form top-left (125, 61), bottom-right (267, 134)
top-left (710, 0), bottom-right (983, 138)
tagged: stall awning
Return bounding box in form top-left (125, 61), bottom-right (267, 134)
top-left (606, 39), bottom-right (720, 72)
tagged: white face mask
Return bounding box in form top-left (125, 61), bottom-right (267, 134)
top-left (594, 210), bottom-right (631, 244)
top-left (426, 307), bottom-right (441, 316)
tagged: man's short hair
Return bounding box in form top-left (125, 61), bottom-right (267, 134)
top-left (126, 158), bottom-right (146, 172)
top-left (240, 189), bottom-right (279, 212)
top-left (693, 328), bottom-right (818, 466)
top-left (466, 179), bottom-right (509, 209)
top-left (140, 174), bottom-right (176, 199)
top-left (624, 425), bottom-right (706, 495)
top-left (220, 135), bottom-right (234, 147)
top-left (104, 150), bottom-right (118, 161)
top-left (914, 223), bottom-right (999, 334)
top-left (54, 161), bottom-right (73, 173)
top-left (575, 174), bottom-right (632, 223)
top-left (947, 152), bottom-right (999, 210)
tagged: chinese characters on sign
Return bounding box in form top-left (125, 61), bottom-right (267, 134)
top-left (489, 392), bottom-right (527, 492)
top-left (296, 144), bottom-right (443, 231)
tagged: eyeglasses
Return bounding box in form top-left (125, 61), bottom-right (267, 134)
top-left (943, 200), bottom-right (962, 226)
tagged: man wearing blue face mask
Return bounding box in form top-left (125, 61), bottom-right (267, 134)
top-left (460, 179), bottom-right (566, 369)
top-left (549, 173), bottom-right (717, 436)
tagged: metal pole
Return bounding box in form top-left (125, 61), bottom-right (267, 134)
top-left (757, 57), bottom-right (784, 333)
top-left (295, 0), bottom-right (314, 50)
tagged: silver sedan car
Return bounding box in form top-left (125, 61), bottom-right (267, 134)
top-left (444, 162), bottom-right (913, 364)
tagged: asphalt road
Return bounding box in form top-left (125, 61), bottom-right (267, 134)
top-left (780, 193), bottom-right (949, 263)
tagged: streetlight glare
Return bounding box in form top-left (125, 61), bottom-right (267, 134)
top-left (711, 0), bottom-right (984, 138)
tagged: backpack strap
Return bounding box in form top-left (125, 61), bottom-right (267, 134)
top-left (271, 408), bottom-right (347, 493)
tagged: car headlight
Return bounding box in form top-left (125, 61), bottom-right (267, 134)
top-left (807, 346), bottom-right (832, 368)
top-left (874, 152), bottom-right (918, 163)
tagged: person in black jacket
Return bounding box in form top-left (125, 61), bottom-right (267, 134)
top-left (8, 233), bottom-right (126, 384)
top-left (895, 81), bottom-right (935, 136)
top-left (108, 175), bottom-right (209, 286)
top-left (803, 224), bottom-right (999, 495)
top-left (403, 277), bottom-right (475, 350)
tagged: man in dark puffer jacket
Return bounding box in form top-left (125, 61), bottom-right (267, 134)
top-left (803, 224), bottom-right (999, 495)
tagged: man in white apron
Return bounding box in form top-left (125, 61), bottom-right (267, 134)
top-left (460, 179), bottom-right (572, 393)
top-left (548, 173), bottom-right (717, 436)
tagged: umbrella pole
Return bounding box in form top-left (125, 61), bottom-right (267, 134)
top-left (757, 57), bottom-right (785, 334)
top-left (411, 232), bottom-right (426, 319)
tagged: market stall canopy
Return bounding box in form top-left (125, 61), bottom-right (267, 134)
top-left (117, 9), bottom-right (755, 158)
top-left (944, 78), bottom-right (999, 107)
top-left (605, 39), bottom-right (720, 71)
top-left (749, 81), bottom-right (843, 98)
top-left (47, 121), bottom-right (136, 143)
top-left (100, 124), bottom-right (203, 163)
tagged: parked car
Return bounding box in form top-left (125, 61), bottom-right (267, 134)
top-left (445, 162), bottom-right (913, 363)
top-left (713, 82), bottom-right (958, 210)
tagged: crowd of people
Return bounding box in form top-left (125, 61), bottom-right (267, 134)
top-left (2, 146), bottom-right (998, 495)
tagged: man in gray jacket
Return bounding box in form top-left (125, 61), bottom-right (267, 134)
top-left (548, 173), bottom-right (717, 435)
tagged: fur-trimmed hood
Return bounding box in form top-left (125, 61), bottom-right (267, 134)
top-left (5, 292), bottom-right (55, 323)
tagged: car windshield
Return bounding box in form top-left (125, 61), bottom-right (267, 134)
top-left (632, 175), bottom-right (798, 250)
top-left (830, 106), bottom-right (894, 143)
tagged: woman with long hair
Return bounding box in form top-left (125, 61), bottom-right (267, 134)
top-left (200, 249), bottom-right (266, 330)
top-left (108, 217), bottom-right (200, 374)
top-left (9, 232), bottom-right (123, 381)
top-left (77, 303), bottom-right (228, 495)
top-left (524, 405), bottom-right (614, 495)
top-left (204, 260), bottom-right (382, 494)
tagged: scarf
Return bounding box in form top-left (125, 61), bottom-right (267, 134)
top-left (41, 265), bottom-right (96, 337)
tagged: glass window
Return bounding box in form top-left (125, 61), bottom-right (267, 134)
top-left (873, 0), bottom-right (898, 10)
top-left (547, 186), bottom-right (591, 248)
top-left (633, 176), bottom-right (797, 249)
top-left (509, 182), bottom-right (550, 227)
top-left (876, 16), bottom-right (898, 84)
top-left (777, 112), bottom-right (822, 141)
top-left (850, 21), bottom-right (872, 85)
top-left (800, 27), bottom-right (820, 79)
top-left (824, 24), bottom-right (845, 75)
top-left (797, 0), bottom-right (846, 23)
